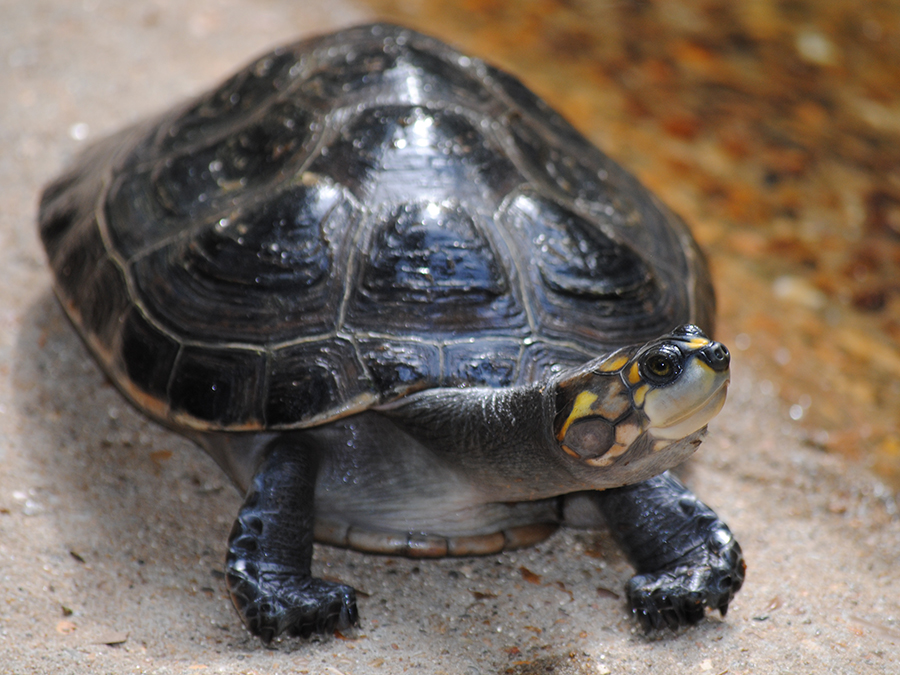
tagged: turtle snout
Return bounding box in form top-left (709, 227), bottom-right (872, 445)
top-left (697, 342), bottom-right (730, 372)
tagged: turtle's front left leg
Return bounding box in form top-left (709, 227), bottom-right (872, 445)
top-left (592, 471), bottom-right (745, 631)
top-left (225, 439), bottom-right (358, 643)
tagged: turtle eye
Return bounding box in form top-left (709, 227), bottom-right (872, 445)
top-left (639, 345), bottom-right (682, 385)
top-left (647, 354), bottom-right (672, 378)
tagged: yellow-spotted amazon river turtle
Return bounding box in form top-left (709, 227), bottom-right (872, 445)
top-left (38, 24), bottom-right (744, 642)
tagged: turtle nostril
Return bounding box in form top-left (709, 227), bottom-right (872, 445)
top-left (699, 342), bottom-right (730, 372)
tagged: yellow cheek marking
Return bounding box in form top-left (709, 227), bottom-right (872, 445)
top-left (557, 391), bottom-right (599, 441)
top-left (598, 353), bottom-right (629, 373)
top-left (687, 337), bottom-right (710, 349)
top-left (627, 362), bottom-right (641, 385)
top-left (633, 383), bottom-right (650, 408)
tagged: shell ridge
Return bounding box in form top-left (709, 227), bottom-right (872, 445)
top-left (335, 203), bottom-right (372, 333)
top-left (486, 188), bottom-right (540, 336)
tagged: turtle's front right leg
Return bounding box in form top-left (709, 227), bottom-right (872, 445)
top-left (592, 471), bottom-right (745, 631)
top-left (225, 439), bottom-right (358, 644)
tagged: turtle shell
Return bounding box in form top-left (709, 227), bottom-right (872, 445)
top-left (38, 23), bottom-right (713, 433)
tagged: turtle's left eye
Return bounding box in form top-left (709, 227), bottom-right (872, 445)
top-left (639, 345), bottom-right (682, 385)
top-left (646, 354), bottom-right (672, 378)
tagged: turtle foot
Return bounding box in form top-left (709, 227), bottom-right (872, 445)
top-left (225, 560), bottom-right (358, 644)
top-left (626, 522), bottom-right (745, 632)
top-left (224, 477), bottom-right (358, 643)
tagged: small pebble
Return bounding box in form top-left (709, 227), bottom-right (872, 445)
top-left (795, 28), bottom-right (838, 65)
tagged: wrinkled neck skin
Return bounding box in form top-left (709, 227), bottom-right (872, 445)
top-left (378, 380), bottom-right (704, 502)
top-left (378, 384), bottom-right (562, 501)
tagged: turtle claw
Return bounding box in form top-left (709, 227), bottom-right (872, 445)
top-left (625, 522), bottom-right (745, 633)
top-left (226, 566), bottom-right (358, 643)
top-left (627, 571), bottom-right (708, 631)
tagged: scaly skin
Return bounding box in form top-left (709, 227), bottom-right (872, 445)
top-left (224, 442), bottom-right (358, 643)
top-left (593, 471), bottom-right (745, 631)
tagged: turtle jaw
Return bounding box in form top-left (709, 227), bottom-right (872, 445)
top-left (643, 359), bottom-right (730, 440)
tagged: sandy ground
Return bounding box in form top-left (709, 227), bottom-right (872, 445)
top-left (2, 1), bottom-right (899, 673)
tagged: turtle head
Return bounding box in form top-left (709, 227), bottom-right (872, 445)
top-left (634, 324), bottom-right (731, 439)
top-left (552, 325), bottom-right (730, 483)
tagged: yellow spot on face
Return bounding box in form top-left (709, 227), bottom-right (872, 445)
top-left (627, 362), bottom-right (642, 385)
top-left (633, 383), bottom-right (650, 408)
top-left (687, 337), bottom-right (710, 349)
top-left (598, 353), bottom-right (629, 373)
top-left (558, 391), bottom-right (599, 441)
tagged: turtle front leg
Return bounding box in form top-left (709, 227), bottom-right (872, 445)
top-left (225, 439), bottom-right (358, 643)
top-left (593, 471), bottom-right (745, 631)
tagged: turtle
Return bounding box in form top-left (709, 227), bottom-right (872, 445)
top-left (38, 23), bottom-right (744, 643)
